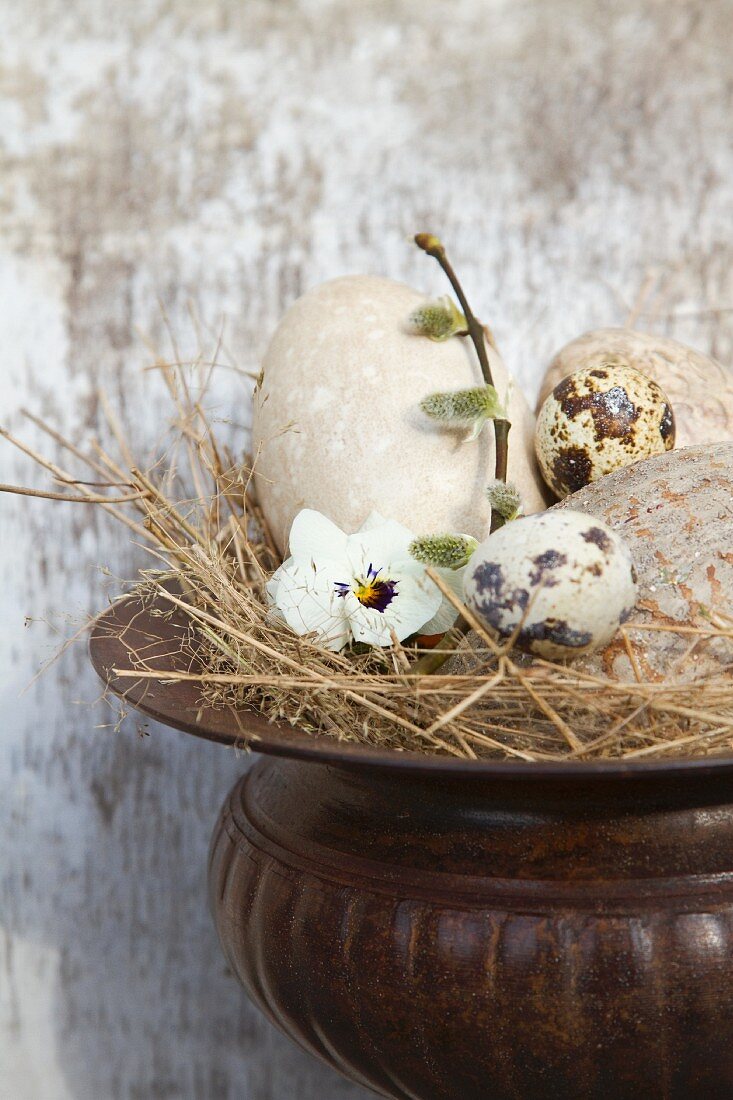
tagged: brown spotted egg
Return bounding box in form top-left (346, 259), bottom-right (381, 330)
top-left (535, 364), bottom-right (675, 498)
top-left (463, 510), bottom-right (638, 660)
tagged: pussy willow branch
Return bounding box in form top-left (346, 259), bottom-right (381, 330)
top-left (414, 232), bottom-right (510, 531)
top-left (412, 234), bottom-right (512, 673)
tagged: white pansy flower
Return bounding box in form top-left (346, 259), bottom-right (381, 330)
top-left (267, 510), bottom-right (461, 651)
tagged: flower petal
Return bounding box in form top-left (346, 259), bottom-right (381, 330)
top-left (348, 567), bottom-right (441, 646)
top-left (265, 564), bottom-right (288, 605)
top-left (264, 568), bottom-right (287, 625)
top-left (273, 558), bottom-right (351, 651)
top-left (288, 509), bottom-right (348, 562)
top-left (358, 510), bottom-right (388, 532)
top-left (346, 518), bottom-right (416, 574)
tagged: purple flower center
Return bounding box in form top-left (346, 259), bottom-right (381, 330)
top-left (335, 563), bottom-right (398, 613)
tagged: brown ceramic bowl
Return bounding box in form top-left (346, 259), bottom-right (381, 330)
top-left (90, 592), bottom-right (733, 1100)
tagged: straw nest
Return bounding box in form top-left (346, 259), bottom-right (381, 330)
top-left (4, 358), bottom-right (733, 763)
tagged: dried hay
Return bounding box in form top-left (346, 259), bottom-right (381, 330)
top-left (4, 354), bottom-right (733, 763)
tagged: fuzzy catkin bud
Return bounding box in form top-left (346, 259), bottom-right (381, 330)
top-left (414, 233), bottom-right (444, 256)
top-left (405, 296), bottom-right (467, 342)
top-left (486, 479), bottom-right (522, 521)
top-left (420, 385), bottom-right (505, 425)
top-left (409, 533), bottom-right (479, 570)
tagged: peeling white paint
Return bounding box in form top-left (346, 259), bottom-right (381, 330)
top-left (2, 2), bottom-right (733, 1097)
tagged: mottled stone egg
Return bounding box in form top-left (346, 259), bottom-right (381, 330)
top-left (463, 510), bottom-right (638, 659)
top-left (535, 364), bottom-right (675, 498)
top-left (552, 442), bottom-right (733, 683)
top-left (252, 275), bottom-right (549, 555)
top-left (537, 328), bottom-right (733, 450)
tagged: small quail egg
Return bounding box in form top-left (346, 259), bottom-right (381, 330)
top-left (463, 510), bottom-right (638, 659)
top-left (535, 364), bottom-right (675, 498)
top-left (536, 329), bottom-right (733, 451)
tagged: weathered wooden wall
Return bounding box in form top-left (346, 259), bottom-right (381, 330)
top-left (2, 1), bottom-right (732, 1097)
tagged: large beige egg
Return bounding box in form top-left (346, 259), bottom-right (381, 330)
top-left (253, 276), bottom-right (548, 554)
top-left (450, 443), bottom-right (733, 683)
top-left (537, 328), bottom-right (733, 449)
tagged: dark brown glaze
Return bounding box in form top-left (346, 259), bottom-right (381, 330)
top-left (88, 588), bottom-right (733, 777)
top-left (210, 757), bottom-right (733, 1100)
top-left (91, 593), bottom-right (733, 1099)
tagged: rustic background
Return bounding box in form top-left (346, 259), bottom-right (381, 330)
top-left (2, 1), bottom-right (732, 1097)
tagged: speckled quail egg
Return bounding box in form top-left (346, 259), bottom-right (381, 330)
top-left (535, 364), bottom-right (675, 498)
top-left (463, 510), bottom-right (638, 659)
top-left (536, 329), bottom-right (733, 450)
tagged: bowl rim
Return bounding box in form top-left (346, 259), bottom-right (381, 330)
top-left (88, 591), bottom-right (733, 782)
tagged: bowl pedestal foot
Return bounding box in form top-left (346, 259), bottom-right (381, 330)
top-left (208, 754), bottom-right (733, 1100)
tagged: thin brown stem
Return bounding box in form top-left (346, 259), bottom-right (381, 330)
top-left (414, 235), bottom-right (511, 532)
top-left (414, 235), bottom-right (495, 384)
top-left (409, 565), bottom-right (502, 676)
top-left (492, 419), bottom-right (510, 487)
top-left (411, 618), bottom-right (472, 675)
top-left (0, 483), bottom-right (149, 504)
top-left (0, 426), bottom-right (154, 543)
top-left (412, 234), bottom-right (513, 673)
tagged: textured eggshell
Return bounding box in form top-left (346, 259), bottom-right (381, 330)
top-left (450, 443), bottom-right (733, 682)
top-left (463, 510), bottom-right (637, 659)
top-left (537, 328), bottom-right (733, 449)
top-left (535, 365), bottom-right (674, 497)
top-left (252, 275), bottom-right (548, 554)
top-left (553, 442), bottom-right (733, 682)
